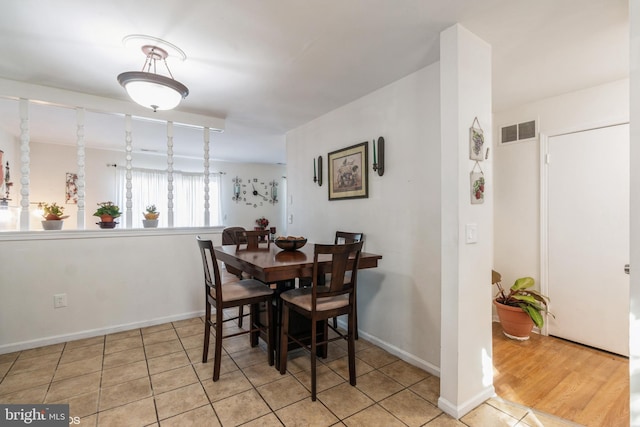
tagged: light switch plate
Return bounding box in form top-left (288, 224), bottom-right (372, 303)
top-left (465, 223), bottom-right (478, 244)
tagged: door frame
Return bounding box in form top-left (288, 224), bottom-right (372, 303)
top-left (539, 120), bottom-right (629, 338)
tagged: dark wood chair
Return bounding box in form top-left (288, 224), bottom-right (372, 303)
top-left (279, 241), bottom-right (363, 400)
top-left (332, 231), bottom-right (364, 336)
top-left (335, 231), bottom-right (364, 245)
top-left (222, 226), bottom-right (247, 327)
top-left (197, 236), bottom-right (274, 381)
top-left (235, 229), bottom-right (270, 250)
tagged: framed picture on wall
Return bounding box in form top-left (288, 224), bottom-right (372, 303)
top-left (328, 141), bottom-right (368, 200)
top-left (66, 172), bottom-right (78, 204)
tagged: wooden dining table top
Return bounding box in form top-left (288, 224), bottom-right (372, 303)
top-left (214, 243), bottom-right (382, 284)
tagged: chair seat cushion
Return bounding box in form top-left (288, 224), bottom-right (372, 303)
top-left (220, 279), bottom-right (273, 302)
top-left (281, 286), bottom-right (349, 312)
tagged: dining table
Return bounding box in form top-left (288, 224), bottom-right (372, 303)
top-left (214, 242), bottom-right (382, 367)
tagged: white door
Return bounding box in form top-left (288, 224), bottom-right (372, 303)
top-left (547, 124), bottom-right (629, 356)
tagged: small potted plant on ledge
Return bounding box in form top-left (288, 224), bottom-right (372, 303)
top-left (142, 204), bottom-right (159, 228)
top-left (41, 202), bottom-right (69, 230)
top-left (492, 270), bottom-right (553, 340)
top-left (93, 201), bottom-right (121, 229)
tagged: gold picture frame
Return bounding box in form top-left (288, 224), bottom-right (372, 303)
top-left (328, 141), bottom-right (368, 200)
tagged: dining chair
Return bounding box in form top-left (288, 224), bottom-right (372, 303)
top-left (332, 231), bottom-right (364, 335)
top-left (222, 226), bottom-right (248, 327)
top-left (335, 231), bottom-right (364, 245)
top-left (196, 236), bottom-right (274, 381)
top-left (279, 241), bottom-right (364, 400)
top-left (235, 229), bottom-right (271, 250)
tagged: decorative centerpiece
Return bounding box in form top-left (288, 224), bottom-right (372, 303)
top-left (143, 204), bottom-right (159, 228)
top-left (255, 217), bottom-right (269, 230)
top-left (41, 202), bottom-right (69, 230)
top-left (93, 201), bottom-right (121, 229)
top-left (274, 236), bottom-right (307, 251)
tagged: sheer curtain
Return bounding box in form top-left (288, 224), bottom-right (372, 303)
top-left (115, 167), bottom-right (220, 228)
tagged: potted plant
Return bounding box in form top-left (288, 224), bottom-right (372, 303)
top-left (492, 270), bottom-right (552, 340)
top-left (142, 204), bottom-right (159, 228)
top-left (41, 202), bottom-right (69, 230)
top-left (93, 201), bottom-right (121, 228)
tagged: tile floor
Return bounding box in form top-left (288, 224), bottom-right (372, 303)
top-left (0, 311), bottom-right (580, 426)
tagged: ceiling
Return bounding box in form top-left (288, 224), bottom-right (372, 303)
top-left (0, 0), bottom-right (628, 164)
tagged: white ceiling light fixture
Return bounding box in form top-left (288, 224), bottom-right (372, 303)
top-left (117, 35), bottom-right (189, 112)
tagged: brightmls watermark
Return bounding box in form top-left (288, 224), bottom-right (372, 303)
top-left (0, 405), bottom-right (69, 426)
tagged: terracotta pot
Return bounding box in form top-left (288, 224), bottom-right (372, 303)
top-left (494, 300), bottom-right (534, 340)
top-left (144, 213), bottom-right (159, 220)
top-left (100, 214), bottom-right (114, 223)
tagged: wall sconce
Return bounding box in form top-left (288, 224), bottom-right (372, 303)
top-left (232, 176), bottom-right (242, 202)
top-left (313, 156), bottom-right (323, 186)
top-left (372, 136), bottom-right (385, 176)
top-left (269, 180), bottom-right (279, 204)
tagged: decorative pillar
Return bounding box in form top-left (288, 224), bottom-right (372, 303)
top-left (203, 127), bottom-right (210, 226)
top-left (124, 115), bottom-right (133, 228)
top-left (19, 99), bottom-right (30, 231)
top-left (167, 121), bottom-right (174, 227)
top-left (76, 108), bottom-right (86, 229)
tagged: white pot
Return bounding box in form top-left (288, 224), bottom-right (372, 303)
top-left (142, 219), bottom-right (158, 228)
top-left (42, 220), bottom-right (63, 230)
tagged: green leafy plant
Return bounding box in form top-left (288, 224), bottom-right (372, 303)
top-left (144, 204), bottom-right (159, 219)
top-left (493, 273), bottom-right (552, 329)
top-left (42, 202), bottom-right (69, 220)
top-left (93, 201), bottom-right (122, 219)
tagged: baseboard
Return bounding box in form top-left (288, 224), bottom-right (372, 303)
top-left (0, 310), bottom-right (205, 354)
top-left (438, 386), bottom-right (496, 419)
top-left (338, 319), bottom-right (440, 377)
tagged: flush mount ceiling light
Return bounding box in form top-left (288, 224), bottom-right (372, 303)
top-left (117, 36), bottom-right (189, 112)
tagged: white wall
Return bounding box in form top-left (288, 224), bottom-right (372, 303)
top-left (0, 229), bottom-right (220, 353)
top-left (286, 62), bottom-right (442, 372)
top-left (493, 79), bottom-right (629, 286)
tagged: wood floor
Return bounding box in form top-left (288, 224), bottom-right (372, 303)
top-left (492, 322), bottom-right (629, 426)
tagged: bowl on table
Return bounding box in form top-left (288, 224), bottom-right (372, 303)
top-left (274, 237), bottom-right (307, 251)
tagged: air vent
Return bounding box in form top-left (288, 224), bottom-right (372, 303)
top-left (500, 120), bottom-right (537, 144)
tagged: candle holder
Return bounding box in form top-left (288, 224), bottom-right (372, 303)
top-left (269, 180), bottom-right (279, 204)
top-left (313, 156), bottom-right (323, 186)
top-left (372, 137), bottom-right (385, 176)
top-left (232, 176), bottom-right (242, 202)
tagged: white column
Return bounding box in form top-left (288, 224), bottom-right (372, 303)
top-left (203, 127), bottom-right (210, 226)
top-left (76, 108), bottom-right (86, 229)
top-left (167, 121), bottom-right (174, 227)
top-left (439, 24), bottom-right (494, 418)
top-left (19, 99), bottom-right (30, 231)
top-left (124, 115), bottom-right (133, 228)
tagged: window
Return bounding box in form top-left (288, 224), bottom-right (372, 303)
top-left (115, 167), bottom-right (220, 227)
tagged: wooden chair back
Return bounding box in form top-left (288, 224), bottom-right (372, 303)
top-left (196, 236), bottom-right (223, 302)
top-left (236, 229), bottom-right (270, 250)
top-left (312, 241), bottom-right (363, 302)
top-left (335, 231), bottom-right (364, 244)
top-left (222, 227), bottom-right (245, 277)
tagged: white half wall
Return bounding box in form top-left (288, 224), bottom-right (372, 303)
top-left (286, 61), bottom-right (442, 373)
top-left (0, 229), bottom-right (220, 353)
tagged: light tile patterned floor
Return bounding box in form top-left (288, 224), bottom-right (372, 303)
top-left (0, 311), bottom-right (580, 426)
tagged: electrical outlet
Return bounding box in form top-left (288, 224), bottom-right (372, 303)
top-left (54, 293), bottom-right (67, 308)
